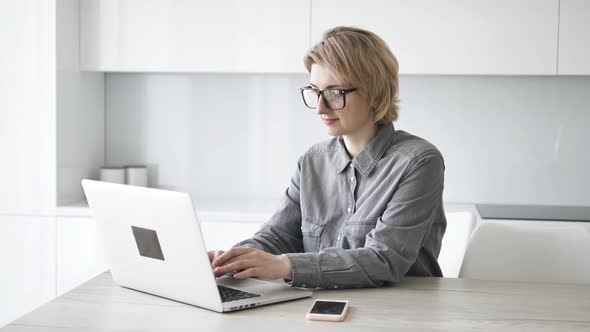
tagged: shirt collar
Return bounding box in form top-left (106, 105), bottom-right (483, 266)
top-left (332, 123), bottom-right (396, 176)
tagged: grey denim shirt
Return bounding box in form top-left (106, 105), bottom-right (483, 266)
top-left (235, 123), bottom-right (446, 289)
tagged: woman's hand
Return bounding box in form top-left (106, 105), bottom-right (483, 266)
top-left (208, 250), bottom-right (225, 266)
top-left (211, 246), bottom-right (293, 280)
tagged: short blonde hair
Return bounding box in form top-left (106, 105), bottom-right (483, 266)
top-left (304, 26), bottom-right (400, 124)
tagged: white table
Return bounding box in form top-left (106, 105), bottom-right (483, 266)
top-left (3, 273), bottom-right (590, 331)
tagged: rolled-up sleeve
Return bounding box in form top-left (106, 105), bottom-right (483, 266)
top-left (233, 159), bottom-right (304, 255)
top-left (284, 152), bottom-right (445, 289)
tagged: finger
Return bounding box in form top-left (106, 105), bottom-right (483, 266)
top-left (212, 250), bottom-right (224, 262)
top-left (214, 259), bottom-right (255, 275)
top-left (233, 267), bottom-right (260, 279)
top-left (212, 247), bottom-right (253, 267)
top-left (213, 266), bottom-right (247, 278)
top-left (208, 250), bottom-right (224, 264)
top-left (215, 250), bottom-right (255, 268)
top-left (214, 268), bottom-right (236, 278)
top-left (214, 259), bottom-right (256, 275)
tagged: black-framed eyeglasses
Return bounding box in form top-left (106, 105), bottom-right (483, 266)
top-left (300, 86), bottom-right (357, 111)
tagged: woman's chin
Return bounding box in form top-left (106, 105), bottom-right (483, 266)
top-left (326, 127), bottom-right (344, 137)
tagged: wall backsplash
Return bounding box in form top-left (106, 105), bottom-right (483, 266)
top-left (106, 74), bottom-right (590, 206)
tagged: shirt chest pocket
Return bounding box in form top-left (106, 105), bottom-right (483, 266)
top-left (341, 220), bottom-right (377, 249)
top-left (301, 218), bottom-right (324, 252)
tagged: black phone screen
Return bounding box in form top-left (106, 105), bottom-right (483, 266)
top-left (310, 301), bottom-right (347, 315)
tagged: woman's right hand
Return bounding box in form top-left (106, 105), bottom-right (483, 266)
top-left (208, 250), bottom-right (225, 275)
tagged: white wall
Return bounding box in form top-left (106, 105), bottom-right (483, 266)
top-left (105, 74), bottom-right (321, 203)
top-left (398, 75), bottom-right (590, 206)
top-left (57, 0), bottom-right (104, 206)
top-left (105, 74), bottom-right (590, 207)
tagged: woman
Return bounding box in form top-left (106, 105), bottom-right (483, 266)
top-left (209, 26), bottom-right (446, 289)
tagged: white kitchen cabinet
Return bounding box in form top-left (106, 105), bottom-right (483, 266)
top-left (0, 0), bottom-right (105, 326)
top-left (311, 0), bottom-right (559, 75)
top-left (438, 210), bottom-right (476, 278)
top-left (0, 0), bottom-right (104, 215)
top-left (80, 0), bottom-right (311, 73)
top-left (56, 217), bottom-right (109, 296)
top-left (0, 0), bottom-right (57, 215)
top-left (0, 216), bottom-right (56, 328)
top-left (558, 0), bottom-right (590, 75)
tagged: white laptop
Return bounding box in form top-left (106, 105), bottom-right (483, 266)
top-left (81, 179), bottom-right (312, 312)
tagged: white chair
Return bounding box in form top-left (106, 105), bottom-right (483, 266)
top-left (459, 221), bottom-right (590, 284)
top-left (438, 211), bottom-right (477, 278)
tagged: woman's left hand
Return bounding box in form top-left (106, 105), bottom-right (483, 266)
top-left (211, 246), bottom-right (293, 280)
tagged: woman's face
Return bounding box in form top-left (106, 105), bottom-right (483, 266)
top-left (309, 64), bottom-right (374, 138)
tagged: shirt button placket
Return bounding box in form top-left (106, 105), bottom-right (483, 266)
top-left (348, 164), bottom-right (357, 214)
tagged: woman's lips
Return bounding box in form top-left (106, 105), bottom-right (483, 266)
top-left (322, 118), bottom-right (338, 125)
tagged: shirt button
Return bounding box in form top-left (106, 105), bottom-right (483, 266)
top-left (350, 177), bottom-right (355, 182)
top-left (347, 207), bottom-right (351, 213)
top-left (337, 235), bottom-right (341, 241)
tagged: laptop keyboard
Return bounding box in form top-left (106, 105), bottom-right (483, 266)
top-left (217, 285), bottom-right (261, 303)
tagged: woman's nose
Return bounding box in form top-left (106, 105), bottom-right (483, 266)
top-left (316, 96), bottom-right (330, 115)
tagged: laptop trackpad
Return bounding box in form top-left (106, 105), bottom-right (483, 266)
top-left (216, 276), bottom-right (284, 293)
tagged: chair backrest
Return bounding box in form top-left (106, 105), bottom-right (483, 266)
top-left (459, 221), bottom-right (590, 284)
top-left (438, 211), bottom-right (476, 278)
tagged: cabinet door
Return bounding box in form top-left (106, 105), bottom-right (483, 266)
top-left (0, 216), bottom-right (56, 327)
top-left (311, 0), bottom-right (559, 75)
top-left (56, 217), bottom-right (108, 296)
top-left (558, 0), bottom-right (590, 75)
top-left (80, 0), bottom-right (310, 73)
top-left (0, 0), bottom-right (56, 215)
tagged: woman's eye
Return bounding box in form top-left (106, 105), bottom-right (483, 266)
top-left (324, 90), bottom-right (337, 100)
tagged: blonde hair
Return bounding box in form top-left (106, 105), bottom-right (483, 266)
top-left (304, 26), bottom-right (400, 124)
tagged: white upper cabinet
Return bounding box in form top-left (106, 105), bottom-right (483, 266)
top-left (558, 0), bottom-right (590, 75)
top-left (80, 0), bottom-right (311, 73)
top-left (311, 0), bottom-right (559, 75)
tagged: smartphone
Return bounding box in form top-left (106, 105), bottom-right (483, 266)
top-left (305, 299), bottom-right (349, 322)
